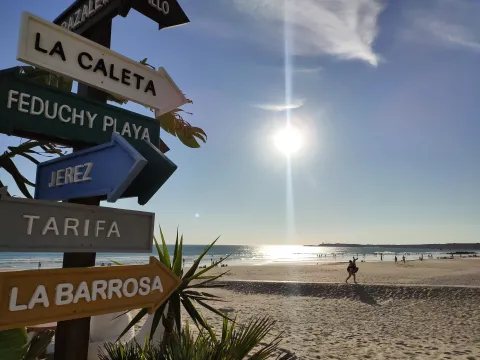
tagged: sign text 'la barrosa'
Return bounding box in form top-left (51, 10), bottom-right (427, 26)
top-left (0, 257), bottom-right (182, 330)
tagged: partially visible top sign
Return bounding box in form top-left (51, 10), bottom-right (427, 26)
top-left (54, 0), bottom-right (189, 36)
top-left (132, 0), bottom-right (190, 30)
top-left (53, 0), bottom-right (124, 36)
top-left (17, 12), bottom-right (188, 116)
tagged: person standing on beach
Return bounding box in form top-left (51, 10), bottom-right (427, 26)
top-left (38, 261), bottom-right (41, 270)
top-left (394, 256), bottom-right (397, 263)
top-left (402, 255), bottom-right (406, 264)
top-left (345, 257), bottom-right (359, 284)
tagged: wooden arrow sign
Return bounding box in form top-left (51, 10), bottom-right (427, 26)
top-left (0, 257), bottom-right (181, 331)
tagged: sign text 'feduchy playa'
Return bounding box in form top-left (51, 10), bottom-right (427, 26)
top-left (17, 12), bottom-right (188, 115)
top-left (0, 67), bottom-right (159, 150)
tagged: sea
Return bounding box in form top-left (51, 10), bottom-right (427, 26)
top-left (0, 244), bottom-right (478, 270)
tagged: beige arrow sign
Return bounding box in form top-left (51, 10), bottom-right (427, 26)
top-left (17, 11), bottom-right (188, 116)
top-left (0, 257), bottom-right (181, 331)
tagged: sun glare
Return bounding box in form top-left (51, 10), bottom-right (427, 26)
top-left (274, 125), bottom-right (303, 156)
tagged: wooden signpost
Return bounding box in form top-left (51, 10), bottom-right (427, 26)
top-left (0, 1), bottom-right (190, 358)
top-left (0, 256), bottom-right (182, 331)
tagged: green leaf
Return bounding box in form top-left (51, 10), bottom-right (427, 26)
top-left (159, 226), bottom-right (171, 269)
top-left (188, 270), bottom-right (230, 289)
top-left (170, 292), bottom-right (182, 334)
top-left (172, 234), bottom-right (183, 277)
top-left (187, 255), bottom-right (231, 284)
top-left (0, 156), bottom-right (33, 198)
top-left (108, 259), bottom-right (123, 266)
top-left (153, 235), bottom-right (167, 265)
top-left (17, 152), bottom-right (40, 165)
top-left (116, 308), bottom-right (147, 342)
top-left (149, 300), bottom-right (168, 340)
top-left (183, 236), bottom-right (220, 280)
top-left (195, 299), bottom-right (233, 322)
top-left (171, 227), bottom-right (179, 272)
top-left (180, 297), bottom-right (209, 330)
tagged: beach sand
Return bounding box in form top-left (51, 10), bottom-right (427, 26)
top-left (208, 258), bottom-right (480, 286)
top-left (186, 259), bottom-right (480, 359)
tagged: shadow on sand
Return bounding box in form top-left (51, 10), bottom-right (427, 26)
top-left (351, 284), bottom-right (379, 306)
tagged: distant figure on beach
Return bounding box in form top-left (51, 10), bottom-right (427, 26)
top-left (380, 253), bottom-right (383, 261)
top-left (38, 262), bottom-right (41, 270)
top-left (394, 256), bottom-right (397, 263)
top-left (402, 255), bottom-right (406, 264)
top-left (345, 257), bottom-right (359, 284)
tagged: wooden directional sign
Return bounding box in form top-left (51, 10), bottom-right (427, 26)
top-left (132, 0), bottom-right (190, 30)
top-left (35, 134), bottom-right (146, 203)
top-left (0, 256), bottom-right (182, 331)
top-left (18, 12), bottom-right (189, 116)
top-left (53, 0), bottom-right (131, 36)
top-left (121, 134), bottom-right (177, 205)
top-left (34, 133), bottom-right (177, 205)
top-left (0, 66), bottom-right (170, 152)
top-left (0, 189), bottom-right (154, 253)
top-left (54, 0), bottom-right (189, 36)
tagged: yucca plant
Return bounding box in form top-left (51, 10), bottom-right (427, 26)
top-left (0, 139), bottom-right (65, 198)
top-left (0, 327), bottom-right (54, 360)
top-left (100, 316), bottom-right (296, 360)
top-left (118, 227), bottom-right (231, 344)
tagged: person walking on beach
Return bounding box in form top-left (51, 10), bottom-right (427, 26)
top-left (38, 261), bottom-right (41, 270)
top-left (394, 255), bottom-right (397, 263)
top-left (345, 257), bottom-right (358, 284)
top-left (402, 255), bottom-right (406, 264)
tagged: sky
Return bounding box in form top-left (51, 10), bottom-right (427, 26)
top-left (1, 0), bottom-right (480, 245)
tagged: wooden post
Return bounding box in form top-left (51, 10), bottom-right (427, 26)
top-left (53, 19), bottom-right (112, 360)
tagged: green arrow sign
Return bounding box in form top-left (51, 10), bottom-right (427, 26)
top-left (0, 66), bottom-right (160, 152)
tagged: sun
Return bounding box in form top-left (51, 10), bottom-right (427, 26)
top-left (273, 125), bottom-right (303, 156)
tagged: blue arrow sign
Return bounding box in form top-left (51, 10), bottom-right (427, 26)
top-left (121, 139), bottom-right (178, 205)
top-left (35, 134), bottom-right (146, 202)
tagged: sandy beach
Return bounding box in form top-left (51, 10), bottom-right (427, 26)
top-left (189, 258), bottom-right (480, 359)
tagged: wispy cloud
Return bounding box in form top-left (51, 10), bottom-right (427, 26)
top-left (232, 0), bottom-right (384, 66)
top-left (255, 99), bottom-right (305, 111)
top-left (406, 0), bottom-right (480, 52)
top-left (295, 66), bottom-right (323, 74)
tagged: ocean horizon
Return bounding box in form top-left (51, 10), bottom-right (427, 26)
top-left (1, 244), bottom-right (478, 270)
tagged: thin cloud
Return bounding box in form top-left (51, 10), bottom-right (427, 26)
top-left (406, 0), bottom-right (480, 52)
top-left (233, 0), bottom-right (384, 66)
top-left (255, 99), bottom-right (305, 111)
top-left (295, 66), bottom-right (323, 74)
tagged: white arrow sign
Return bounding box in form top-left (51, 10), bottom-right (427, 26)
top-left (17, 12), bottom-right (188, 116)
